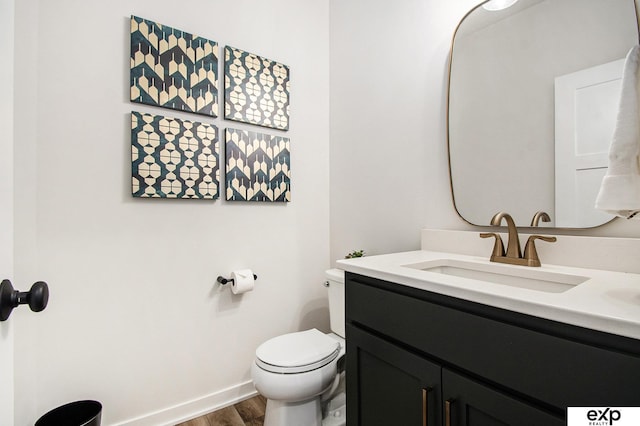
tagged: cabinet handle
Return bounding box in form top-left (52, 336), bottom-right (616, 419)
top-left (422, 387), bottom-right (431, 426)
top-left (445, 399), bottom-right (453, 426)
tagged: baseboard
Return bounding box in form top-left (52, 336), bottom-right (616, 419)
top-left (111, 380), bottom-right (258, 426)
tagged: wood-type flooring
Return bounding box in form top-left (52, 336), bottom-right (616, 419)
top-left (175, 395), bottom-right (265, 426)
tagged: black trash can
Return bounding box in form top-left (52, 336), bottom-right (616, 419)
top-left (35, 400), bottom-right (102, 426)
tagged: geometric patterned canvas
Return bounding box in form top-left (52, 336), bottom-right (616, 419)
top-left (130, 16), bottom-right (219, 117)
top-left (225, 128), bottom-right (290, 202)
top-left (131, 112), bottom-right (219, 199)
top-left (224, 46), bottom-right (290, 131)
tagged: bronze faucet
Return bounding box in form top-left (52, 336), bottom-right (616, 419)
top-left (480, 212), bottom-right (556, 267)
top-left (489, 212), bottom-right (521, 259)
top-left (530, 211), bottom-right (551, 227)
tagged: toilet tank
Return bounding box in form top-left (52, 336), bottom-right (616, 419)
top-left (325, 269), bottom-right (345, 338)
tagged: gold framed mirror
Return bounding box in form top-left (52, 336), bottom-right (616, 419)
top-left (447, 0), bottom-right (639, 228)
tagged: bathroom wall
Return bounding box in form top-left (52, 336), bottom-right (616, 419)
top-left (329, 0), bottom-right (478, 262)
top-left (1, 0), bottom-right (15, 425)
top-left (329, 0), bottom-right (640, 264)
top-left (12, 0), bottom-right (330, 424)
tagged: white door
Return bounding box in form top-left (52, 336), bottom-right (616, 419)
top-left (0, 0), bottom-right (15, 424)
top-left (555, 59), bottom-right (622, 228)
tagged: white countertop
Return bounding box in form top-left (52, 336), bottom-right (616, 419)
top-left (337, 250), bottom-right (640, 341)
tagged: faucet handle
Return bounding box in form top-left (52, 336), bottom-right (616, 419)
top-left (523, 235), bottom-right (557, 267)
top-left (480, 232), bottom-right (505, 260)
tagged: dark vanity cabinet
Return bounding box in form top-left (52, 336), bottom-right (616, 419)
top-left (348, 324), bottom-right (442, 425)
top-left (345, 272), bottom-right (640, 426)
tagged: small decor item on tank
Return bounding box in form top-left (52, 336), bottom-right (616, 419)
top-left (345, 250), bottom-right (365, 259)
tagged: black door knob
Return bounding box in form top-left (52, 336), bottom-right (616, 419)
top-left (0, 279), bottom-right (49, 321)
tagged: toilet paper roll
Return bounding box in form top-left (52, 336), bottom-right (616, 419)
top-left (230, 269), bottom-right (255, 294)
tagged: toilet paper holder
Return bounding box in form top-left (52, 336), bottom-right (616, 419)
top-left (217, 274), bottom-right (258, 285)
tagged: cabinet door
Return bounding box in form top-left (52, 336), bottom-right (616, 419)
top-left (442, 369), bottom-right (564, 426)
top-left (346, 324), bottom-right (441, 426)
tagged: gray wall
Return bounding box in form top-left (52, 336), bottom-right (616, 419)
top-left (329, 0), bottom-right (476, 262)
top-left (13, 0), bottom-right (330, 424)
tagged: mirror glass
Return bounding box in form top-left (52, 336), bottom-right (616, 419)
top-left (448, 0), bottom-right (638, 228)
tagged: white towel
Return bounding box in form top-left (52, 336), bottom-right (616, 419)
top-left (595, 45), bottom-right (640, 220)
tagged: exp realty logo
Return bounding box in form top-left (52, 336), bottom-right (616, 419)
top-left (568, 407), bottom-right (640, 426)
top-left (586, 408), bottom-right (620, 425)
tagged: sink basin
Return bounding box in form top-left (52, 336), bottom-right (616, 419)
top-left (403, 259), bottom-right (590, 293)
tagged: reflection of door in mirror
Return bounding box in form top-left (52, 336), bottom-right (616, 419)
top-left (448, 0), bottom-right (639, 228)
top-left (554, 60), bottom-right (623, 228)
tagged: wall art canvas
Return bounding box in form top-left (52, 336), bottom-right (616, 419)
top-left (130, 16), bottom-right (219, 117)
top-left (131, 112), bottom-right (219, 199)
top-left (225, 128), bottom-right (290, 202)
top-left (224, 46), bottom-right (290, 130)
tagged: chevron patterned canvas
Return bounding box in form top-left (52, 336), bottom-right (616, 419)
top-left (225, 128), bottom-right (290, 202)
top-left (131, 112), bottom-right (219, 199)
top-left (224, 46), bottom-right (290, 130)
top-left (130, 16), bottom-right (219, 117)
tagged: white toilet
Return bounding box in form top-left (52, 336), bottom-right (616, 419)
top-left (251, 269), bottom-right (346, 426)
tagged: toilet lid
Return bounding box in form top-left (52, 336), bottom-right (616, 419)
top-left (256, 329), bottom-right (341, 374)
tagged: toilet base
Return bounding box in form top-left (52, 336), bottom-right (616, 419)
top-left (322, 389), bottom-right (346, 426)
top-left (264, 397), bottom-right (322, 426)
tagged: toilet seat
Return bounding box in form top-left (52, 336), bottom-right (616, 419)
top-left (256, 329), bottom-right (341, 374)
